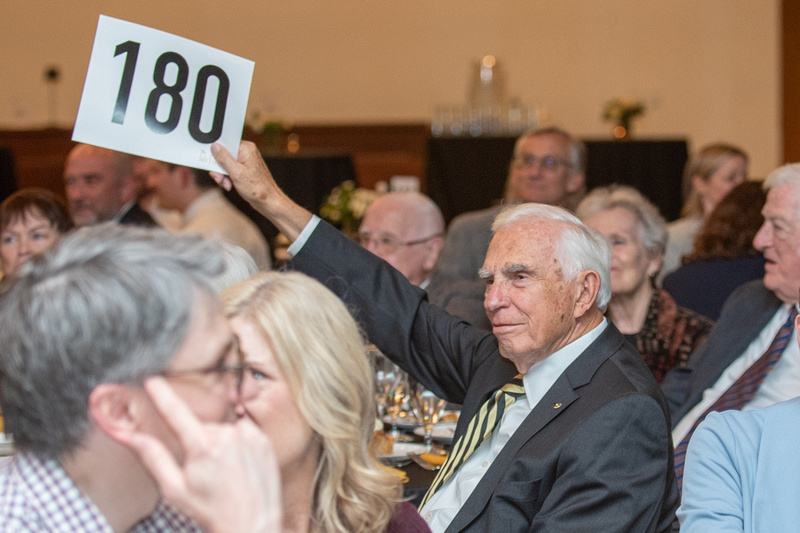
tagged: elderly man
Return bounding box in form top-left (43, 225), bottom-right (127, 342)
top-left (0, 224), bottom-right (268, 531)
top-left (212, 141), bottom-right (678, 532)
top-left (427, 127), bottom-right (586, 329)
top-left (63, 144), bottom-right (157, 227)
top-left (358, 191), bottom-right (444, 287)
top-left (144, 161), bottom-right (271, 270)
top-left (666, 163), bottom-right (800, 489)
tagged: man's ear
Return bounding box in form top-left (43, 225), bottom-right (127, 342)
top-left (573, 270), bottom-right (600, 318)
top-left (422, 236), bottom-right (445, 271)
top-left (88, 383), bottom-right (143, 447)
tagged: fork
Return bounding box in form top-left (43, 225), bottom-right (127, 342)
top-left (408, 452), bottom-right (440, 471)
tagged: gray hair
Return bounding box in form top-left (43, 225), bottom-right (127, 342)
top-left (210, 240), bottom-right (260, 293)
top-left (764, 163), bottom-right (800, 221)
top-left (0, 223), bottom-right (225, 459)
top-left (492, 203), bottom-right (612, 310)
top-left (575, 185), bottom-right (668, 257)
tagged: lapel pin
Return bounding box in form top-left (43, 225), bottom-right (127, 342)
top-left (553, 403), bottom-right (562, 409)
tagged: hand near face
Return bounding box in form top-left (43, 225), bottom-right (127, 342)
top-left (211, 141), bottom-right (312, 241)
top-left (130, 377), bottom-right (282, 533)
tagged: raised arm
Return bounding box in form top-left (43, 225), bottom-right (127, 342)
top-left (211, 141), bottom-right (311, 242)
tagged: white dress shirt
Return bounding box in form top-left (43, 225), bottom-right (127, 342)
top-left (673, 303), bottom-right (800, 445)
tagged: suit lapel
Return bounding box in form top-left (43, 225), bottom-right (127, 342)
top-left (444, 323), bottom-right (624, 532)
top-left (445, 379), bottom-right (579, 532)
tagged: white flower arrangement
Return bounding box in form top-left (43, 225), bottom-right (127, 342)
top-left (320, 181), bottom-right (383, 234)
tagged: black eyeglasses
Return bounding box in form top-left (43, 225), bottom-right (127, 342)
top-left (160, 340), bottom-right (246, 390)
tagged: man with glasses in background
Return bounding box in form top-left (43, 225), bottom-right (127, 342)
top-left (358, 191), bottom-right (445, 288)
top-left (0, 224), bottom-right (267, 531)
top-left (427, 127), bottom-right (587, 329)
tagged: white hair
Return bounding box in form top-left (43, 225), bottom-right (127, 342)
top-left (492, 203), bottom-right (612, 310)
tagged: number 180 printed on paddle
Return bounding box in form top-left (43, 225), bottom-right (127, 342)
top-left (73, 15), bottom-right (254, 173)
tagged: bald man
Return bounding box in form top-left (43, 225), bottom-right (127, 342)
top-left (63, 144), bottom-right (157, 227)
top-left (357, 192), bottom-right (444, 288)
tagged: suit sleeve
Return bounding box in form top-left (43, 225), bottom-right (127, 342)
top-left (661, 280), bottom-right (777, 425)
top-left (530, 394), bottom-right (675, 533)
top-left (290, 220), bottom-right (498, 404)
top-left (677, 412), bottom-right (748, 532)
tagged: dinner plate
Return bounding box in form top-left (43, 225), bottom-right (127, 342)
top-left (413, 423), bottom-right (457, 444)
top-left (377, 442), bottom-right (428, 463)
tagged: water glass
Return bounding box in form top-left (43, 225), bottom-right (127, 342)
top-left (411, 384), bottom-right (446, 448)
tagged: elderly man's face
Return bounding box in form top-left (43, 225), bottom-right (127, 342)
top-left (359, 203), bottom-right (437, 286)
top-left (64, 147), bottom-right (128, 227)
top-left (508, 133), bottom-right (583, 206)
top-left (753, 182), bottom-right (800, 303)
top-left (481, 220), bottom-right (580, 372)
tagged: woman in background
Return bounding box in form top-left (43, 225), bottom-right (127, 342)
top-left (578, 185), bottom-right (713, 383)
top-left (0, 188), bottom-right (73, 276)
top-left (223, 271), bottom-right (429, 533)
top-left (663, 180), bottom-right (766, 320)
top-left (661, 143), bottom-right (748, 280)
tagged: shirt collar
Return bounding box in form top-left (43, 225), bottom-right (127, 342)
top-left (112, 201), bottom-right (135, 223)
top-left (521, 317), bottom-right (608, 409)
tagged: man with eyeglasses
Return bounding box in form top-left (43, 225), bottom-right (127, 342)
top-left (358, 191), bottom-right (445, 288)
top-left (427, 127), bottom-right (587, 330)
top-left (0, 224), bottom-right (271, 531)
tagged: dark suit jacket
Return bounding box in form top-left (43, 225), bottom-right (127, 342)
top-left (662, 280), bottom-right (782, 425)
top-left (292, 221), bottom-right (678, 533)
top-left (661, 255), bottom-right (766, 321)
top-left (118, 203), bottom-right (159, 227)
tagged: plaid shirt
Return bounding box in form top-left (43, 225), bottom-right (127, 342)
top-left (0, 452), bottom-right (203, 532)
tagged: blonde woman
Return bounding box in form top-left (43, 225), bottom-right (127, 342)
top-left (661, 143), bottom-right (748, 279)
top-left (223, 271), bottom-right (429, 533)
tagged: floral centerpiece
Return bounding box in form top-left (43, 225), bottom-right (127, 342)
top-left (319, 181), bottom-right (383, 235)
top-left (602, 99), bottom-right (645, 139)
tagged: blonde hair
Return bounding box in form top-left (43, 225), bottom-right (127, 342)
top-left (681, 143), bottom-right (748, 217)
top-left (222, 271), bottom-right (401, 533)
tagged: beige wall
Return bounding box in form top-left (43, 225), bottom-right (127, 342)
top-left (0, 1), bottom-right (780, 176)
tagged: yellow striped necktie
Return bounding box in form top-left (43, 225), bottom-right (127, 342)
top-left (420, 374), bottom-right (526, 507)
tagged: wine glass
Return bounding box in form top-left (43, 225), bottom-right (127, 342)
top-left (385, 370), bottom-right (414, 442)
top-left (410, 384), bottom-right (446, 449)
top-left (367, 345), bottom-right (397, 419)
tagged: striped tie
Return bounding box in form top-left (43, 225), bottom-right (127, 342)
top-left (673, 306), bottom-right (797, 491)
top-left (420, 374), bottom-right (525, 508)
